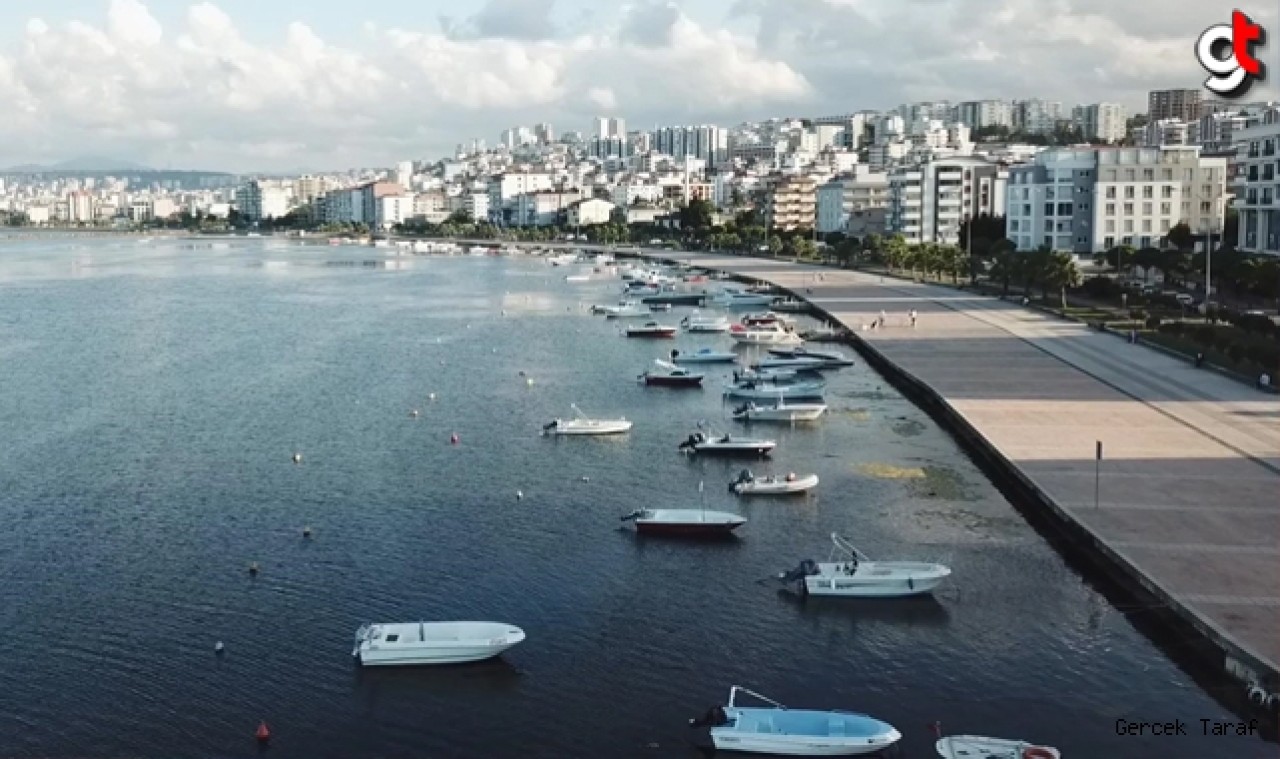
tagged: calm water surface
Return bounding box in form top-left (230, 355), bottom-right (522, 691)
top-left (0, 236), bottom-right (1270, 758)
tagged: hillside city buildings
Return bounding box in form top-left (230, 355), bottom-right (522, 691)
top-left (2, 91), bottom-right (1277, 257)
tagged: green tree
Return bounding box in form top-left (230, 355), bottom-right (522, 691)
top-left (1166, 222), bottom-right (1195, 251)
top-left (882, 234), bottom-right (909, 272)
top-left (792, 238), bottom-right (817, 260)
top-left (1134, 247), bottom-right (1162, 283)
top-left (986, 241), bottom-right (1019, 296)
top-left (1043, 251), bottom-right (1083, 308)
top-left (679, 199), bottom-right (715, 231)
top-left (768, 235), bottom-right (783, 256)
top-left (446, 209), bottom-right (473, 226)
top-left (823, 231), bottom-right (847, 247)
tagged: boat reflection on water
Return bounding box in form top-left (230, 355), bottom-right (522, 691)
top-left (775, 588), bottom-right (952, 629)
top-left (353, 656), bottom-right (523, 706)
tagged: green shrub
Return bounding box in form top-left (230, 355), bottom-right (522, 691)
top-left (1145, 315), bottom-right (1162, 329)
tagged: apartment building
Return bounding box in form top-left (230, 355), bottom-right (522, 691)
top-left (1145, 119), bottom-right (1195, 147)
top-left (653, 125), bottom-right (728, 167)
top-left (487, 172), bottom-right (555, 223)
top-left (1013, 99), bottom-right (1063, 135)
top-left (235, 180), bottom-right (291, 221)
top-left (955, 100), bottom-right (1014, 130)
top-left (886, 157), bottom-right (1007, 245)
top-left (816, 166), bottom-right (890, 234)
top-left (1006, 146), bottom-right (1228, 255)
top-left (765, 175), bottom-right (817, 232)
top-left (1149, 89), bottom-right (1202, 122)
top-left (1072, 103), bottom-right (1127, 143)
top-left (1233, 112), bottom-right (1280, 256)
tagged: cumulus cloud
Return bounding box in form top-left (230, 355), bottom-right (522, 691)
top-left (0, 1), bottom-right (809, 171)
top-left (0, 0), bottom-right (1270, 172)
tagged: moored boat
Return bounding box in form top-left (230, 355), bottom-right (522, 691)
top-left (724, 379), bottom-right (825, 401)
top-left (731, 400), bottom-right (828, 422)
top-left (934, 725), bottom-right (1060, 759)
top-left (729, 323), bottom-right (804, 346)
top-left (626, 322), bottom-right (678, 338)
top-left (678, 430), bottom-right (776, 457)
top-left (671, 348), bottom-right (738, 365)
top-left (770, 297), bottom-right (810, 313)
top-left (620, 508), bottom-right (746, 536)
top-left (542, 405), bottom-right (632, 436)
top-left (741, 311), bottom-right (794, 328)
top-left (641, 359), bottom-right (704, 387)
top-left (730, 469), bottom-right (819, 496)
top-left (598, 301), bottom-right (648, 318)
top-left (352, 621), bottom-right (526, 666)
top-left (690, 686), bottom-right (901, 755)
top-left (754, 356), bottom-right (829, 372)
top-left (779, 533), bottom-right (952, 598)
top-left (681, 313), bottom-right (732, 333)
top-left (765, 347), bottom-right (855, 368)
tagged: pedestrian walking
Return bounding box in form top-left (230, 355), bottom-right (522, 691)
top-left (909, 309), bottom-right (917, 328)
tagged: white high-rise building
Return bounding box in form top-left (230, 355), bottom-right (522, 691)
top-left (1072, 103), bottom-right (1127, 143)
top-left (1013, 99), bottom-right (1063, 135)
top-left (1234, 109), bottom-right (1280, 256)
top-left (955, 100), bottom-right (1014, 130)
top-left (396, 161), bottom-right (414, 191)
top-left (235, 180), bottom-right (291, 221)
top-left (593, 117), bottom-right (626, 140)
top-left (816, 165), bottom-right (890, 234)
top-left (653, 125), bottom-right (728, 167)
top-left (887, 157), bottom-right (1008, 245)
top-left (1005, 146), bottom-right (1227, 255)
top-left (534, 123), bottom-right (555, 144)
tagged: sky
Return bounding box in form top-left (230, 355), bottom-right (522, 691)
top-left (0, 0), bottom-right (1276, 173)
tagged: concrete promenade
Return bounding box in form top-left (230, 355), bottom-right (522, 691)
top-left (660, 252), bottom-right (1280, 687)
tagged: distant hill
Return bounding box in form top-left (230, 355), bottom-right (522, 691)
top-left (3, 156), bottom-right (154, 173)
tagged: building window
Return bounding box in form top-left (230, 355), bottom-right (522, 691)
top-left (1010, 220), bottom-right (1019, 231)
top-left (1162, 186), bottom-right (1173, 199)
top-left (1162, 169), bottom-right (1173, 181)
top-left (1160, 202), bottom-right (1171, 215)
top-left (1106, 203), bottom-right (1116, 216)
top-left (1142, 219), bottom-right (1152, 232)
top-left (1181, 202), bottom-right (1191, 215)
top-left (1104, 235), bottom-right (1115, 248)
top-left (1143, 169), bottom-right (1154, 181)
top-left (1044, 203), bottom-right (1055, 217)
top-left (1123, 203), bottom-right (1134, 215)
top-left (1122, 235), bottom-right (1133, 245)
top-left (1142, 186), bottom-right (1153, 199)
top-left (1046, 187), bottom-right (1055, 200)
top-left (1124, 220), bottom-right (1134, 232)
top-left (1125, 169), bottom-right (1135, 181)
top-left (1043, 220), bottom-right (1053, 232)
top-left (1057, 203), bottom-right (1072, 215)
top-left (1023, 204), bottom-right (1031, 215)
top-left (1022, 188), bottom-right (1029, 199)
top-left (1161, 219), bottom-right (1171, 233)
top-left (1106, 187), bottom-right (1116, 199)
top-left (1142, 203), bottom-right (1153, 215)
top-left (1105, 220), bottom-right (1115, 232)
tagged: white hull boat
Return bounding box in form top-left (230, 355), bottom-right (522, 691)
top-left (730, 469), bottom-right (819, 496)
top-left (936, 735), bottom-right (1060, 759)
top-left (671, 348), bottom-right (738, 365)
top-left (565, 273), bottom-right (594, 282)
top-left (732, 401), bottom-right (828, 422)
top-left (681, 313), bottom-right (732, 333)
top-left (352, 621), bottom-right (525, 666)
top-left (679, 430), bottom-right (776, 456)
top-left (754, 357), bottom-right (829, 372)
top-left (713, 291), bottom-right (775, 309)
top-left (732, 367), bottom-right (822, 384)
top-left (766, 348), bottom-right (855, 368)
top-left (724, 381), bottom-right (826, 401)
top-left (599, 301), bottom-right (648, 318)
top-left (641, 359), bottom-right (705, 387)
top-left (729, 324), bottom-right (804, 346)
top-left (780, 533), bottom-right (952, 598)
top-left (543, 405), bottom-right (632, 436)
top-left (691, 686), bottom-right (901, 756)
top-left (621, 507), bottom-right (746, 536)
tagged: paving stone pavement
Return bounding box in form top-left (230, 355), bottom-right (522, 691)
top-left (661, 252), bottom-right (1280, 677)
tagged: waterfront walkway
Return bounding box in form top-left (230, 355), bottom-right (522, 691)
top-left (661, 252), bottom-right (1280, 682)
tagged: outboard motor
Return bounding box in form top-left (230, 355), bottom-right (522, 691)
top-left (678, 434), bottom-right (699, 451)
top-left (733, 402), bottom-right (749, 416)
top-left (670, 349), bottom-right (680, 360)
top-left (779, 559), bottom-right (820, 583)
top-left (620, 510), bottom-right (643, 522)
top-left (689, 706), bottom-right (729, 728)
top-left (542, 420), bottom-right (559, 432)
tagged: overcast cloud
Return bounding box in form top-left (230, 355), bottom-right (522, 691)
top-left (0, 0), bottom-right (1273, 172)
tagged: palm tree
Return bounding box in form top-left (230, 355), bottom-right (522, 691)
top-left (1043, 252), bottom-right (1083, 308)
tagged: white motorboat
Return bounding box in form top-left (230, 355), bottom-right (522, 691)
top-left (711, 289), bottom-right (774, 308)
top-left (598, 301), bottom-right (649, 318)
top-left (724, 379), bottom-right (825, 401)
top-left (679, 430), bottom-right (776, 456)
top-left (753, 356), bottom-right (829, 372)
top-left (625, 321), bottom-right (678, 338)
top-left (729, 469), bottom-right (819, 496)
top-left (741, 311), bottom-right (795, 328)
top-left (352, 621), bottom-right (525, 666)
top-left (671, 348), bottom-right (738, 365)
top-left (640, 359), bottom-right (705, 387)
top-left (766, 347), bottom-right (856, 368)
top-left (621, 508), bottom-right (746, 536)
top-left (565, 273), bottom-right (594, 283)
top-left (681, 313), bottom-right (732, 333)
top-left (770, 297), bottom-right (810, 313)
top-left (690, 686), bottom-right (901, 756)
top-left (935, 731), bottom-right (1060, 759)
top-left (732, 367), bottom-right (822, 384)
top-left (779, 533), bottom-right (952, 598)
top-left (731, 400), bottom-right (828, 422)
top-left (729, 323), bottom-right (804, 346)
top-left (542, 405), bottom-right (632, 436)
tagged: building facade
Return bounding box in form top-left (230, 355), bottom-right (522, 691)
top-left (1072, 103), bottom-right (1127, 143)
top-left (766, 175), bottom-right (817, 232)
top-left (887, 157), bottom-right (1007, 245)
top-left (1006, 146), bottom-right (1228, 255)
top-left (815, 166), bottom-right (890, 234)
top-left (1148, 89), bottom-right (1202, 122)
top-left (1233, 113), bottom-right (1280, 256)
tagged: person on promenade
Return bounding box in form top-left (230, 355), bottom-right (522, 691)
top-left (1260, 372), bottom-right (1272, 390)
top-left (1194, 352), bottom-right (1205, 368)
top-left (909, 309), bottom-right (917, 328)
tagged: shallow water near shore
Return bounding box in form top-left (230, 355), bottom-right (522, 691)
top-left (0, 236), bottom-right (1270, 758)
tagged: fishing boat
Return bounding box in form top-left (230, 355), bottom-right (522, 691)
top-left (731, 400), bottom-right (828, 422)
top-left (729, 323), bottom-right (804, 346)
top-left (779, 533), bottom-right (952, 598)
top-left (934, 725), bottom-right (1060, 759)
top-left (542, 405), bottom-right (632, 436)
top-left (681, 313), bottom-right (732, 333)
top-left (352, 621), bottom-right (526, 666)
top-left (625, 322), bottom-right (678, 338)
top-left (598, 301), bottom-right (648, 318)
top-left (730, 469), bottom-right (819, 496)
top-left (678, 430), bottom-right (776, 457)
top-left (689, 686), bottom-right (901, 756)
top-left (640, 360), bottom-right (705, 387)
top-left (724, 379), bottom-right (825, 401)
top-left (766, 347), bottom-right (856, 368)
top-left (671, 348), bottom-right (738, 365)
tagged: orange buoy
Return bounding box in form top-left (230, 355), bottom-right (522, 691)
top-left (450, 433), bottom-right (459, 445)
top-left (255, 720), bottom-right (270, 743)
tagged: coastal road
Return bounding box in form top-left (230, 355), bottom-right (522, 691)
top-left (653, 252), bottom-right (1280, 684)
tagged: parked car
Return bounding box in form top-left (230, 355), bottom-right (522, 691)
top-left (1174, 293), bottom-right (1195, 306)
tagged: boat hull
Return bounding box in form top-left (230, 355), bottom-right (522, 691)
top-left (711, 733), bottom-right (893, 756)
top-left (734, 406), bottom-right (827, 422)
top-left (634, 521), bottom-right (744, 536)
top-left (358, 642), bottom-right (519, 666)
top-left (687, 444), bottom-right (776, 457)
top-left (354, 622), bottom-right (525, 666)
top-left (936, 736), bottom-right (1060, 759)
top-left (626, 330), bottom-right (677, 338)
top-left (733, 475), bottom-right (819, 495)
top-left (800, 562), bottom-right (951, 598)
top-left (644, 375), bottom-right (704, 387)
